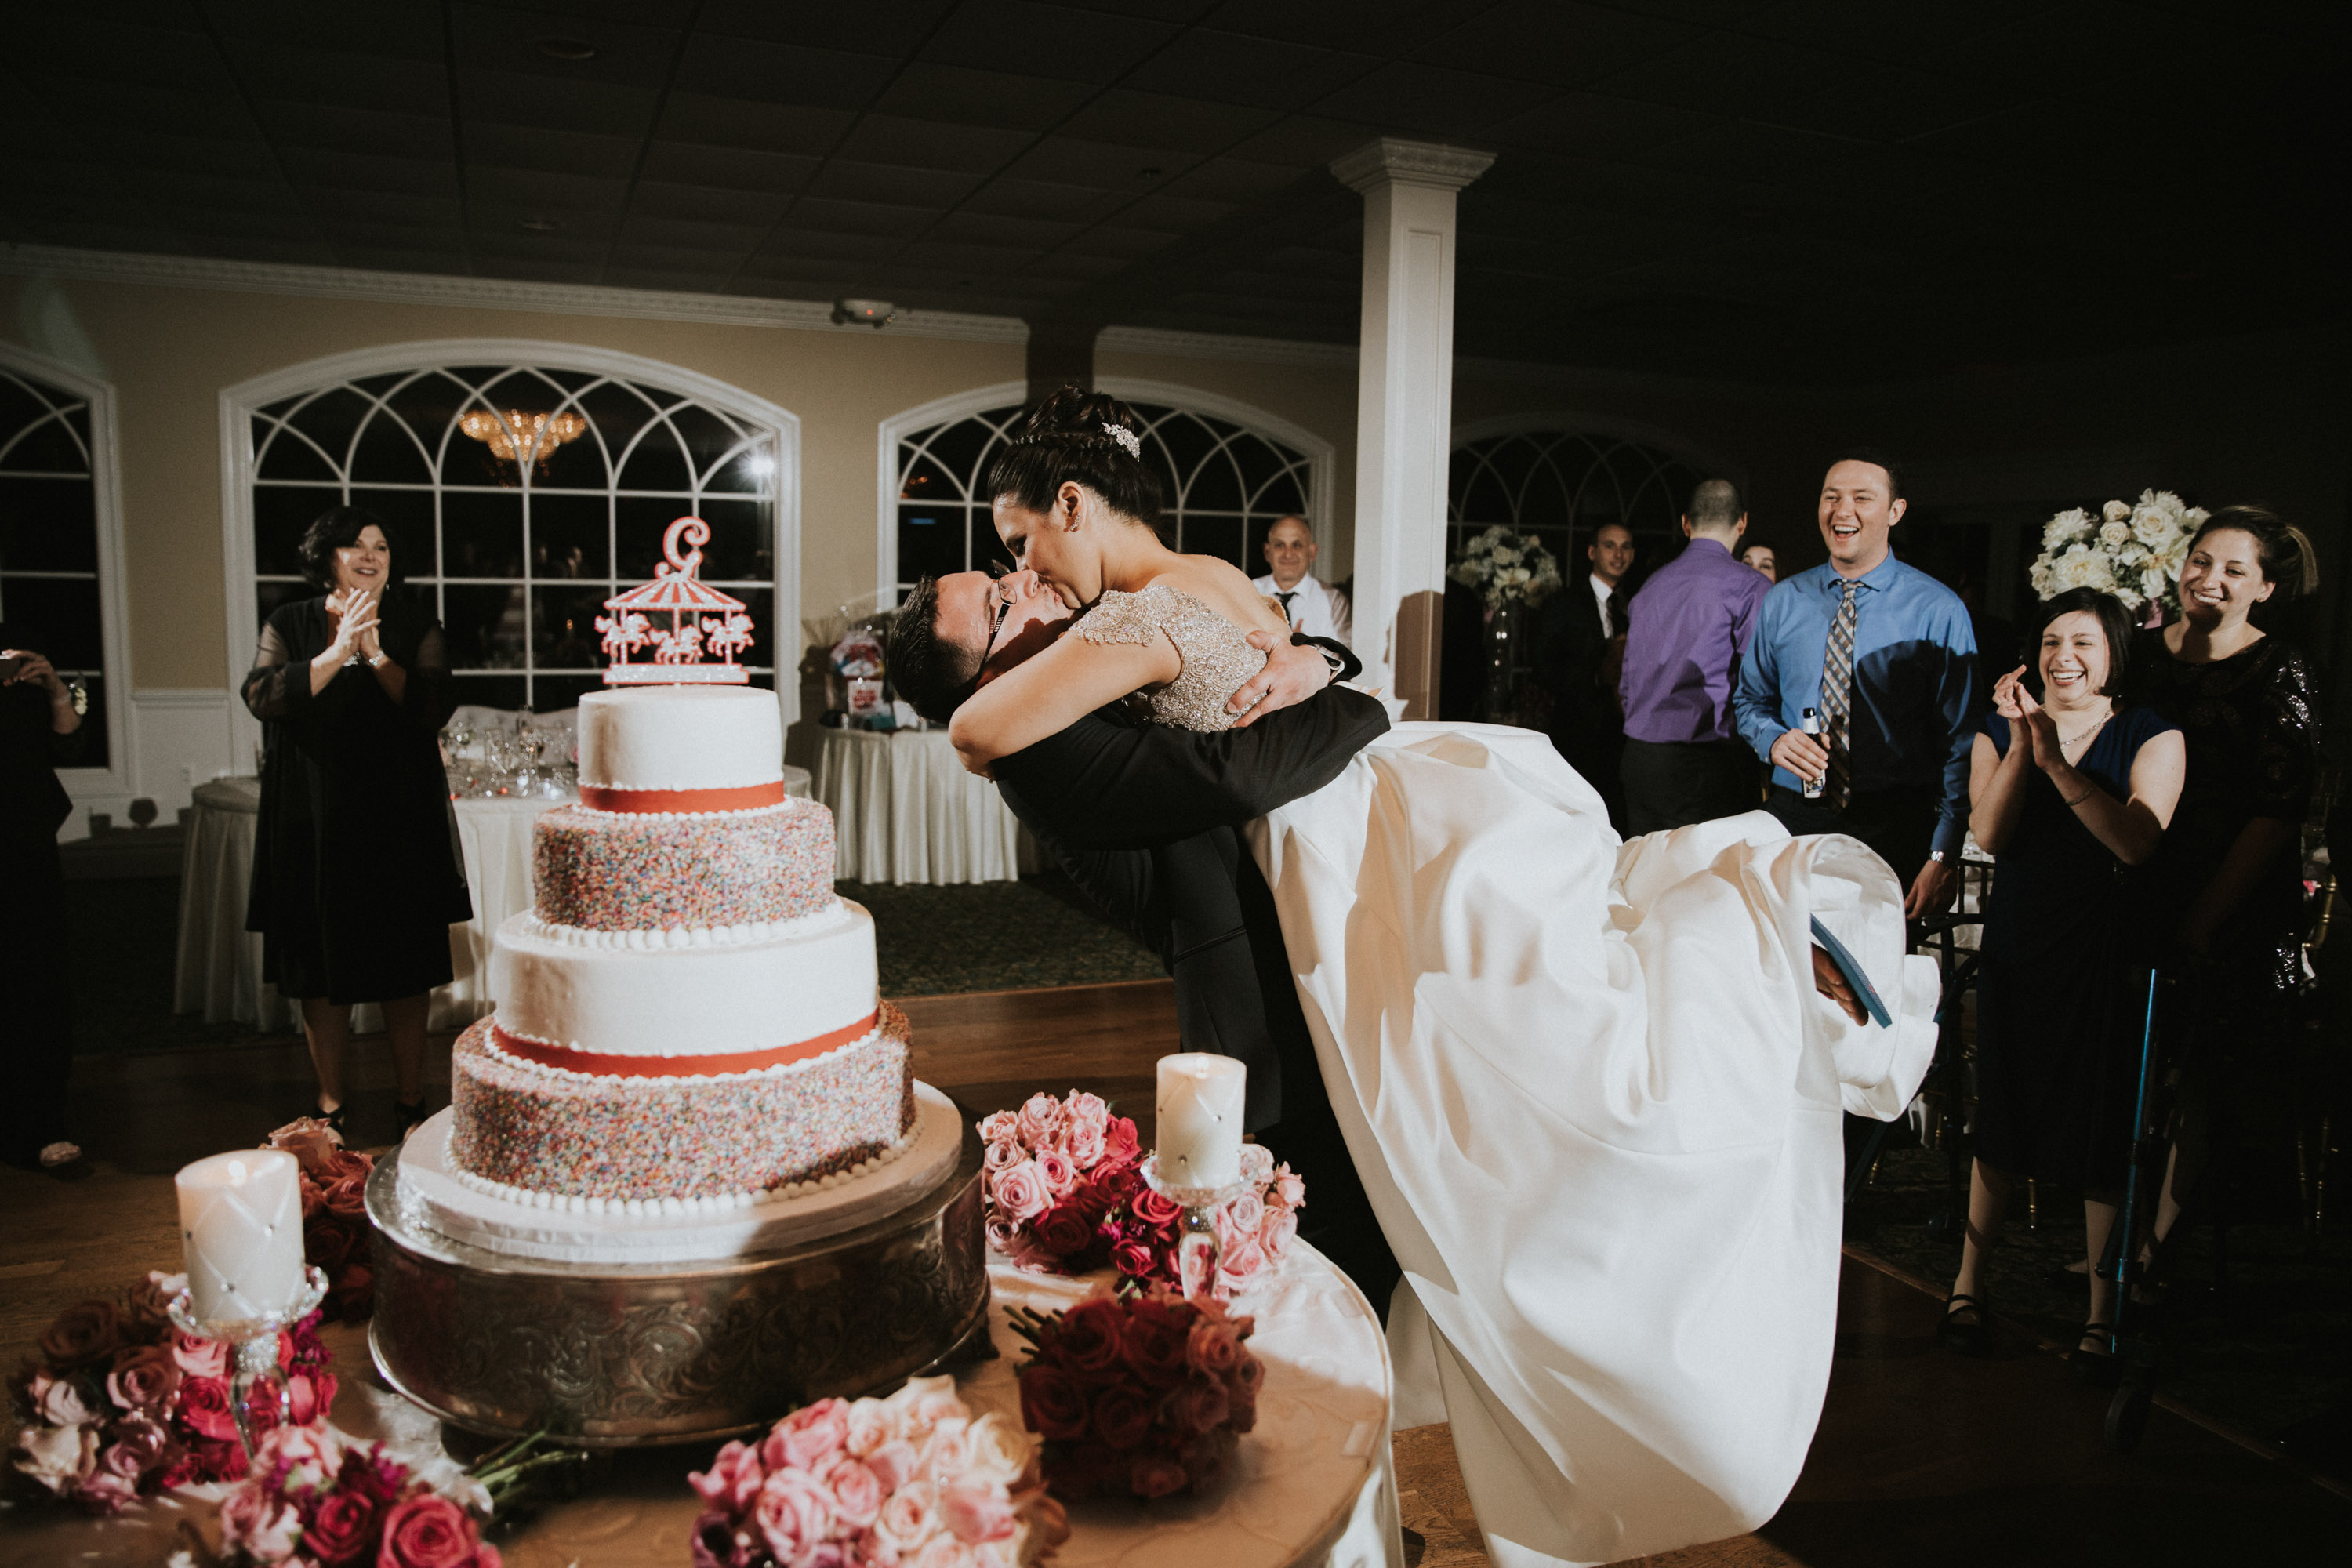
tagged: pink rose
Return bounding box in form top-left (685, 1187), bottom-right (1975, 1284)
top-left (1220, 1191), bottom-right (1265, 1239)
top-left (1014, 1094), bottom-right (1064, 1147)
top-left (99, 1411), bottom-right (173, 1481)
top-left (1187, 1321), bottom-right (1244, 1378)
top-left (974, 1111), bottom-right (1018, 1146)
top-left (1217, 1234), bottom-right (1267, 1291)
top-left (1062, 1091), bottom-right (1109, 1136)
top-left (1128, 1451), bottom-right (1190, 1500)
top-left (267, 1116), bottom-right (347, 1178)
top-left (13, 1421), bottom-right (99, 1497)
top-left (379, 1491), bottom-right (489, 1568)
top-left (1062, 1117), bottom-right (1106, 1168)
top-left (983, 1216), bottom-right (1022, 1255)
top-left (27, 1369), bottom-right (99, 1427)
top-left (1088, 1382), bottom-right (1156, 1451)
top-left (689, 1439), bottom-right (766, 1514)
top-left (1015, 1365), bottom-right (1089, 1444)
top-left (919, 1416), bottom-right (971, 1486)
top-left (938, 1479), bottom-right (1016, 1544)
top-left (753, 1469), bottom-right (834, 1563)
top-left (989, 1163), bottom-right (1051, 1224)
top-left (1174, 1374), bottom-right (1230, 1437)
top-left (220, 1482), bottom-right (304, 1563)
top-left (844, 1399), bottom-right (903, 1457)
top-left (1238, 1144), bottom-right (1274, 1185)
top-left (178, 1376), bottom-right (238, 1442)
top-left (691, 1511), bottom-right (757, 1568)
top-left (303, 1489), bottom-right (382, 1566)
top-left (851, 1526), bottom-right (903, 1568)
top-left (1033, 1148), bottom-right (1079, 1198)
top-left (172, 1330), bottom-right (230, 1380)
top-left (322, 1171), bottom-right (370, 1222)
top-left (258, 1416), bottom-right (342, 1493)
top-left (1258, 1206), bottom-right (1298, 1260)
top-left (107, 1345), bottom-right (181, 1413)
top-left (873, 1477), bottom-right (939, 1555)
top-left (74, 1466), bottom-right (141, 1513)
top-left (825, 1454), bottom-right (884, 1530)
top-left (909, 1538), bottom-right (978, 1568)
top-left (865, 1436), bottom-right (921, 1493)
top-left (906, 1379), bottom-right (967, 1431)
top-left (982, 1138), bottom-right (1022, 1174)
top-left (38, 1300), bottom-right (124, 1370)
top-left (1130, 1188), bottom-right (1182, 1229)
top-left (762, 1397), bottom-right (851, 1472)
top-left (1272, 1165), bottom-right (1305, 1209)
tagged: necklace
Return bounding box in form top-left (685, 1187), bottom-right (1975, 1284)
top-left (2053, 710), bottom-right (2111, 757)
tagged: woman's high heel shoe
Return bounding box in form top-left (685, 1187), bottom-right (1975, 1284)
top-left (2069, 1321), bottom-right (2121, 1387)
top-left (393, 1096), bottom-right (430, 1141)
top-left (1937, 1292), bottom-right (1992, 1356)
top-left (318, 1104), bottom-right (350, 1139)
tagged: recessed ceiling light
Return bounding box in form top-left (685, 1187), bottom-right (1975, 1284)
top-left (519, 216), bottom-right (564, 233)
top-left (535, 37), bottom-right (598, 61)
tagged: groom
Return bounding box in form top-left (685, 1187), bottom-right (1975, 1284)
top-left (891, 570), bottom-right (1399, 1307)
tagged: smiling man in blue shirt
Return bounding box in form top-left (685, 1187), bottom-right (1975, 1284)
top-left (1733, 450), bottom-right (1976, 921)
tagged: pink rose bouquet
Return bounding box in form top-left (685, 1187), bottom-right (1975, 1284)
top-left (266, 1117), bottom-right (376, 1322)
top-left (9, 1274), bottom-right (336, 1509)
top-left (978, 1098), bottom-right (1303, 1304)
top-left (688, 1375), bottom-right (1068, 1568)
top-left (181, 1423), bottom-right (501, 1568)
top-left (1011, 1286), bottom-right (1261, 1502)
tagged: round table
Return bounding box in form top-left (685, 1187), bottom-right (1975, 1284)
top-left (9, 1247), bottom-right (1401, 1568)
top-left (170, 768), bottom-right (812, 1032)
top-left (811, 727), bottom-right (1041, 885)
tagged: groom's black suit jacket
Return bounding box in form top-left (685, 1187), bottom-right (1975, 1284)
top-left (989, 684), bottom-right (1388, 1133)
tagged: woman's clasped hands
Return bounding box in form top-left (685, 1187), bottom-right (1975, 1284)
top-left (320, 586), bottom-right (383, 667)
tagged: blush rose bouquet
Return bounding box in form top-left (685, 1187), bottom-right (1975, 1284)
top-left (165, 1422), bottom-right (501, 1568)
top-left (1010, 1285), bottom-right (1262, 1502)
top-left (9, 1272), bottom-right (336, 1509)
top-left (978, 1095), bottom-right (1303, 1304)
top-left (264, 1117), bottom-right (377, 1322)
top-left (687, 1374), bottom-right (1068, 1568)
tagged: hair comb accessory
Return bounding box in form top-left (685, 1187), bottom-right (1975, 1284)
top-left (1102, 422), bottom-right (1142, 459)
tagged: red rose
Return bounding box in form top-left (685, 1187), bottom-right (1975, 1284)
top-left (337, 1444), bottom-right (412, 1508)
top-left (1030, 1203), bottom-right (1097, 1261)
top-left (1088, 1381), bottom-right (1156, 1451)
top-left (1050, 1300), bottom-right (1127, 1376)
top-left (39, 1300), bottom-right (125, 1370)
top-left (307, 1219), bottom-right (357, 1276)
top-left (177, 1376), bottom-right (238, 1442)
top-left (1016, 1363), bottom-right (1091, 1443)
top-left (288, 1370), bottom-right (339, 1425)
top-left (1128, 1450), bottom-right (1190, 1499)
top-left (106, 1345), bottom-right (182, 1414)
top-left (1109, 1239), bottom-right (1161, 1283)
top-left (1172, 1374), bottom-right (1229, 1437)
top-left (304, 1489), bottom-right (382, 1566)
top-left (378, 1491), bottom-right (486, 1568)
top-left (331, 1266), bottom-right (376, 1323)
top-left (1130, 1189), bottom-right (1182, 1229)
top-left (1118, 1305), bottom-right (1192, 1390)
top-left (1041, 1443), bottom-right (1122, 1501)
top-left (323, 1171), bottom-right (371, 1222)
top-left (1102, 1118), bottom-right (1141, 1166)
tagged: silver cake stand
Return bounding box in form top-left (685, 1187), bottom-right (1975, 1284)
top-left (366, 1119), bottom-right (989, 1447)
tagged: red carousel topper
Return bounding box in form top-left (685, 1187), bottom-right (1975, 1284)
top-left (595, 517), bottom-right (754, 686)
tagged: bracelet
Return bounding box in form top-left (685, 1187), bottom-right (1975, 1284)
top-left (2061, 785), bottom-right (2094, 808)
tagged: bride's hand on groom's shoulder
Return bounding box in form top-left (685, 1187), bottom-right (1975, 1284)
top-left (1226, 633), bottom-right (1334, 728)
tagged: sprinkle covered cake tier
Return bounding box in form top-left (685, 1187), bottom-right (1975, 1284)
top-left (439, 684), bottom-right (915, 1210)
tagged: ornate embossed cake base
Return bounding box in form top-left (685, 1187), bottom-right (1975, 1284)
top-left (365, 1120), bottom-right (988, 1447)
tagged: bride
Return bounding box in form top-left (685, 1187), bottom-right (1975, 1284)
top-left (896, 390), bottom-right (1938, 1568)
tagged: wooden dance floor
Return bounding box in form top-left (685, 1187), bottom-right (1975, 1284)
top-left (5, 980), bottom-right (2343, 1566)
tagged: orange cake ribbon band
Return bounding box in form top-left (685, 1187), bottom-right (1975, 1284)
top-left (579, 780), bottom-right (787, 813)
top-left (491, 1014), bottom-right (877, 1079)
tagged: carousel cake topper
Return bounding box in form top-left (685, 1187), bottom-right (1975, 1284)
top-left (596, 516), bottom-right (754, 686)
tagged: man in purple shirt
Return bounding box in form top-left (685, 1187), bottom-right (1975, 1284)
top-left (1617, 479), bottom-right (1769, 832)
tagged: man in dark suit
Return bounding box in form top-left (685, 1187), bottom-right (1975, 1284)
top-left (889, 572), bottom-right (1398, 1308)
top-left (1536, 521), bottom-right (1635, 829)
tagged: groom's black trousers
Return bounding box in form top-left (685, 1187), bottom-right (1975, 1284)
top-left (991, 688), bottom-right (1401, 1313)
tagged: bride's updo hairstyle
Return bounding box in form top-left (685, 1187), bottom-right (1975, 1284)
top-left (985, 384), bottom-right (1164, 532)
top-left (2185, 503), bottom-right (2319, 603)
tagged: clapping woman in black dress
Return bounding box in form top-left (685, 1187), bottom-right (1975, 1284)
top-left (1942, 590), bottom-right (2184, 1373)
top-left (2122, 506), bottom-right (2323, 1273)
top-left (242, 508), bottom-right (473, 1138)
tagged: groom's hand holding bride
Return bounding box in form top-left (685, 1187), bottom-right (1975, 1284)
top-left (1224, 633), bottom-right (1338, 728)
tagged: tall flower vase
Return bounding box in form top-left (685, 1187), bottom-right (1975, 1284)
top-left (1483, 599), bottom-right (1523, 723)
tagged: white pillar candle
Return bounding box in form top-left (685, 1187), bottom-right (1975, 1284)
top-left (1156, 1053), bottom-right (1247, 1189)
top-left (176, 1150), bottom-right (306, 1323)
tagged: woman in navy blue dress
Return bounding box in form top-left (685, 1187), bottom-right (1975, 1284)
top-left (1941, 590), bottom-right (2184, 1375)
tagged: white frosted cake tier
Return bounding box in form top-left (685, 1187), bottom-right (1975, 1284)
top-left (578, 686), bottom-right (782, 795)
top-left (399, 1085), bottom-right (965, 1264)
top-left (490, 901), bottom-right (877, 1058)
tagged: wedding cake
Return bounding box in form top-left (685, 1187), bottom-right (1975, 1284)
top-left (397, 685), bottom-right (963, 1265)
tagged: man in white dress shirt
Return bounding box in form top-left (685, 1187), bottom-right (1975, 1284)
top-left (1252, 514), bottom-right (1352, 647)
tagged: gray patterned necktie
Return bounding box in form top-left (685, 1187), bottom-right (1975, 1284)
top-left (1820, 580), bottom-right (1859, 810)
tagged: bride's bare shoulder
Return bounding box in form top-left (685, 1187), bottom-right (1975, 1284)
top-left (1141, 556), bottom-right (1289, 634)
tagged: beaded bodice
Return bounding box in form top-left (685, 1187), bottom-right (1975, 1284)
top-left (1073, 583), bottom-right (1269, 734)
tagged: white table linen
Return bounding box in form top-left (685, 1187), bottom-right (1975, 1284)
top-left (1251, 723), bottom-right (1937, 1568)
top-left (811, 726), bottom-right (1037, 884)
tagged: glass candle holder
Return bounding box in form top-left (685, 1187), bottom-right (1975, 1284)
top-left (167, 1266), bottom-right (329, 1458)
top-left (1140, 1156), bottom-right (1248, 1301)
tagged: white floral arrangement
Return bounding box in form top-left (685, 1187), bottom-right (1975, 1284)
top-left (2028, 488), bottom-right (2205, 617)
top-left (1449, 525), bottom-right (1563, 611)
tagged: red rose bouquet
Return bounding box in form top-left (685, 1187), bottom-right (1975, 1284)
top-left (172, 1422), bottom-right (501, 1568)
top-left (1011, 1286), bottom-right (1262, 1502)
top-left (978, 1094), bottom-right (1304, 1304)
top-left (687, 1374), bottom-right (1068, 1568)
top-left (9, 1273), bottom-right (336, 1509)
top-left (264, 1117), bottom-right (376, 1322)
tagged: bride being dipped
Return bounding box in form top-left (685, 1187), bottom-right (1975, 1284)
top-left (892, 390), bottom-right (1938, 1568)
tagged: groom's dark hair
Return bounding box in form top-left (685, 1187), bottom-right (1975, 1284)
top-left (986, 384), bottom-right (1165, 532)
top-left (888, 576), bottom-right (982, 725)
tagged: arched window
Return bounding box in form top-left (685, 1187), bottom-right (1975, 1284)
top-left (230, 346), bottom-right (794, 723)
top-left (882, 383), bottom-right (1324, 603)
top-left (1448, 424), bottom-right (1715, 582)
top-left (0, 351), bottom-right (125, 776)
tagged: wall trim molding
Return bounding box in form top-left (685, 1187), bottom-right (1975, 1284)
top-left (1095, 325), bottom-right (1357, 370)
top-left (215, 339), bottom-right (803, 760)
top-left (0, 242), bottom-right (1029, 346)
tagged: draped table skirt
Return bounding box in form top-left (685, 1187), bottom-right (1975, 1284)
top-left (811, 727), bottom-right (1040, 885)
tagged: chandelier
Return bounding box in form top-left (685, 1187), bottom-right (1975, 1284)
top-left (459, 408), bottom-right (588, 467)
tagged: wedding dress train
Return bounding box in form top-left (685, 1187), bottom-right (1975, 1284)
top-left (1250, 723), bottom-right (1937, 1568)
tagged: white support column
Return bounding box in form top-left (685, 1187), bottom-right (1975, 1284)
top-left (1331, 138), bottom-right (1493, 718)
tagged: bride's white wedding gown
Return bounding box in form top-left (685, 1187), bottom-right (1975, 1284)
top-left (1250, 723), bottom-right (1938, 1568)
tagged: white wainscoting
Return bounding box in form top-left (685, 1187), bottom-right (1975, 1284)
top-left (56, 687), bottom-right (239, 840)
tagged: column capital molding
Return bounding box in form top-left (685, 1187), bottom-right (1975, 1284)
top-left (1330, 138), bottom-right (1495, 194)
